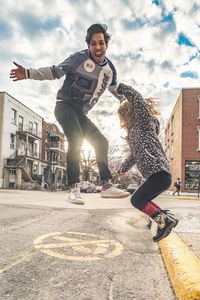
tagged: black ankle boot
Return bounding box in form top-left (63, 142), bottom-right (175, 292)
top-left (153, 210), bottom-right (179, 242)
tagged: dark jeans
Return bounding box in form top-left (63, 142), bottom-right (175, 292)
top-left (54, 102), bottom-right (112, 185)
top-left (131, 171), bottom-right (172, 210)
top-left (173, 187), bottom-right (180, 195)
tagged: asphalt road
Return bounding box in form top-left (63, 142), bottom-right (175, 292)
top-left (0, 190), bottom-right (199, 300)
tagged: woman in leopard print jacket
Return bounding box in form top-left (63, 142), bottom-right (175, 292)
top-left (117, 83), bottom-right (178, 242)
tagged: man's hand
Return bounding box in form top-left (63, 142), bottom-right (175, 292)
top-left (118, 165), bottom-right (127, 176)
top-left (10, 61), bottom-right (26, 81)
top-left (118, 170), bottom-right (127, 176)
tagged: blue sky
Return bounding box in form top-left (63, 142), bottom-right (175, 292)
top-left (0, 0), bottom-right (200, 145)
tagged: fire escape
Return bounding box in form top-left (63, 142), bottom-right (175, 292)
top-left (4, 123), bottom-right (42, 187)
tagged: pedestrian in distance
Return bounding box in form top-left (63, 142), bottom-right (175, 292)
top-left (173, 178), bottom-right (181, 196)
top-left (117, 83), bottom-right (178, 242)
top-left (10, 23), bottom-right (130, 205)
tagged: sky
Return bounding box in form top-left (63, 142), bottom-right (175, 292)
top-left (0, 0), bottom-right (200, 150)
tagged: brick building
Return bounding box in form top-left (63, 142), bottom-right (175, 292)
top-left (42, 121), bottom-right (66, 188)
top-left (165, 88), bottom-right (200, 192)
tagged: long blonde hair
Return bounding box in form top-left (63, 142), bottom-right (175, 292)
top-left (118, 98), bottom-right (160, 129)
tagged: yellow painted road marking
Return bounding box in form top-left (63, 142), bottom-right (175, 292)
top-left (35, 239), bottom-right (113, 249)
top-left (33, 232), bottom-right (61, 245)
top-left (33, 232), bottom-right (123, 261)
top-left (67, 231), bottom-right (107, 238)
top-left (74, 243), bottom-right (108, 255)
top-left (160, 232), bottom-right (200, 300)
top-left (0, 252), bottom-right (33, 274)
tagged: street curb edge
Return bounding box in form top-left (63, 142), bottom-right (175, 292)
top-left (160, 233), bottom-right (200, 299)
top-left (150, 220), bottom-right (200, 299)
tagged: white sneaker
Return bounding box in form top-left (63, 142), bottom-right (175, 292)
top-left (101, 185), bottom-right (130, 198)
top-left (67, 184), bottom-right (84, 205)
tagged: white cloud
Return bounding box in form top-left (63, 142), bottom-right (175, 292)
top-left (173, 10), bottom-right (200, 47)
top-left (0, 0), bottom-right (200, 138)
top-left (164, 0), bottom-right (199, 13)
top-left (128, 0), bottom-right (162, 20)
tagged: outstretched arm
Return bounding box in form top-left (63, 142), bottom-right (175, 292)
top-left (10, 53), bottom-right (78, 81)
top-left (10, 61), bottom-right (59, 81)
top-left (10, 62), bottom-right (26, 81)
top-left (117, 83), bottom-right (151, 122)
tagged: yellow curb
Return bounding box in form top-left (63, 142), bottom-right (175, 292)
top-left (159, 232), bottom-right (200, 300)
top-left (174, 197), bottom-right (200, 201)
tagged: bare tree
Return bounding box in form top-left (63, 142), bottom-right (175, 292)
top-left (79, 138), bottom-right (144, 186)
top-left (126, 168), bottom-right (143, 185)
top-left (108, 141), bottom-right (143, 187)
top-left (80, 150), bottom-right (97, 181)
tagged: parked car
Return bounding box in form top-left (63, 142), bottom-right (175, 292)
top-left (79, 181), bottom-right (96, 193)
top-left (96, 185), bottom-right (102, 193)
top-left (127, 184), bottom-right (138, 194)
top-left (114, 184), bottom-right (127, 192)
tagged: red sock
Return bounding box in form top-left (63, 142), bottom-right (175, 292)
top-left (151, 201), bottom-right (160, 209)
top-left (142, 202), bottom-right (160, 217)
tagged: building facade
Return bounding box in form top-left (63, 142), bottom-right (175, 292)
top-left (0, 92), bottom-right (43, 189)
top-left (42, 121), bottom-right (66, 188)
top-left (165, 88), bottom-right (200, 192)
top-left (0, 92), bottom-right (67, 189)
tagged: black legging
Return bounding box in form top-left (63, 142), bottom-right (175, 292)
top-left (131, 171), bottom-right (172, 211)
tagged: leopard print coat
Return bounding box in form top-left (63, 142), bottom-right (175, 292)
top-left (117, 83), bottom-right (171, 179)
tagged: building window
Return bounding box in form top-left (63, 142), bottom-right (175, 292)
top-left (9, 169), bottom-right (16, 175)
top-left (29, 121), bottom-right (33, 133)
top-left (11, 109), bottom-right (17, 125)
top-left (45, 131), bottom-right (49, 143)
top-left (10, 134), bottom-right (15, 149)
top-left (19, 115), bottom-right (23, 130)
top-left (167, 124), bottom-right (170, 140)
top-left (171, 115), bottom-right (174, 135)
top-left (34, 122), bottom-right (38, 135)
top-left (52, 125), bottom-right (57, 132)
top-left (198, 96), bottom-right (200, 119)
top-left (33, 163), bottom-right (39, 174)
top-left (57, 170), bottom-right (62, 180)
top-left (165, 129), bottom-right (167, 142)
top-left (198, 126), bottom-right (200, 151)
top-left (33, 142), bottom-right (38, 156)
top-left (185, 161), bottom-right (200, 190)
top-left (9, 183), bottom-right (15, 189)
top-left (170, 140), bottom-right (174, 159)
top-left (165, 146), bottom-right (170, 159)
top-left (51, 152), bottom-right (57, 163)
top-left (45, 149), bottom-right (48, 161)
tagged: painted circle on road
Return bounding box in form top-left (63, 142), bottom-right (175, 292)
top-left (33, 232), bottom-right (123, 261)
